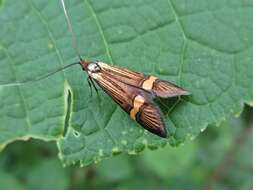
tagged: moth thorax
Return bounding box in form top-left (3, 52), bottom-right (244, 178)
top-left (87, 62), bottom-right (101, 73)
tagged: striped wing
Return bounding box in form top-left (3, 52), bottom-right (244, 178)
top-left (98, 62), bottom-right (147, 87)
top-left (152, 79), bottom-right (190, 98)
top-left (136, 101), bottom-right (167, 137)
top-left (98, 62), bottom-right (189, 98)
top-left (91, 70), bottom-right (167, 138)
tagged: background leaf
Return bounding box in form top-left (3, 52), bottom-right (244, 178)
top-left (0, 0), bottom-right (253, 165)
top-left (0, 171), bottom-right (26, 190)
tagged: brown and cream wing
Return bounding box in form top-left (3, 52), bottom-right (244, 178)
top-left (135, 101), bottom-right (167, 138)
top-left (151, 79), bottom-right (190, 98)
top-left (138, 75), bottom-right (189, 98)
top-left (92, 71), bottom-right (167, 138)
top-left (98, 62), bottom-right (189, 98)
top-left (93, 72), bottom-right (137, 113)
top-left (98, 62), bottom-right (148, 87)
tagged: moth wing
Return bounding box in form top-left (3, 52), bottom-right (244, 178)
top-left (98, 62), bottom-right (147, 87)
top-left (151, 79), bottom-right (190, 98)
top-left (136, 101), bottom-right (167, 138)
top-left (98, 62), bottom-right (189, 98)
top-left (94, 73), bottom-right (136, 114)
top-left (94, 71), bottom-right (144, 114)
top-left (93, 72), bottom-right (167, 137)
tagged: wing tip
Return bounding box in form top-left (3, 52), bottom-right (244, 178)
top-left (178, 89), bottom-right (191, 96)
top-left (153, 80), bottom-right (191, 98)
top-left (158, 128), bottom-right (167, 138)
top-left (152, 126), bottom-right (167, 138)
top-left (160, 88), bottom-right (191, 98)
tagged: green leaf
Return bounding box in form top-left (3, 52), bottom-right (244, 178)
top-left (142, 141), bottom-right (196, 179)
top-left (0, 171), bottom-right (26, 190)
top-left (0, 0), bottom-right (253, 166)
top-left (26, 159), bottom-right (70, 190)
top-left (95, 155), bottom-right (134, 182)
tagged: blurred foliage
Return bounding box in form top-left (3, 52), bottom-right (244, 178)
top-left (1, 106), bottom-right (252, 190)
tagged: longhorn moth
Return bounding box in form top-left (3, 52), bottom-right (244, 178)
top-left (60, 0), bottom-right (190, 138)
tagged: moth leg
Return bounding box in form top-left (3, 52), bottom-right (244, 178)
top-left (89, 76), bottom-right (99, 95)
top-left (87, 77), bottom-right (93, 97)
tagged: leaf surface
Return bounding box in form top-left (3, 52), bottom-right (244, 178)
top-left (0, 0), bottom-right (253, 165)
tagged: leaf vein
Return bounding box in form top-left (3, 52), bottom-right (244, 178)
top-left (1, 45), bottom-right (31, 130)
top-left (84, 0), bottom-right (114, 64)
top-left (27, 0), bottom-right (67, 78)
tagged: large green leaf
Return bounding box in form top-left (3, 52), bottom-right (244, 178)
top-left (0, 0), bottom-right (253, 165)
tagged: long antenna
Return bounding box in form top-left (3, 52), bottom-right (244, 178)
top-left (60, 0), bottom-right (82, 61)
top-left (0, 62), bottom-right (79, 87)
top-left (0, 0), bottom-right (82, 87)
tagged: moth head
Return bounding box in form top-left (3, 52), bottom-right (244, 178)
top-left (79, 60), bottom-right (101, 73)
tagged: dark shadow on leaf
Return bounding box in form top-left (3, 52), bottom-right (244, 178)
top-left (154, 96), bottom-right (186, 115)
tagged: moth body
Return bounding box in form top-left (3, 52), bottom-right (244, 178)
top-left (79, 60), bottom-right (189, 138)
top-left (60, 0), bottom-right (190, 138)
